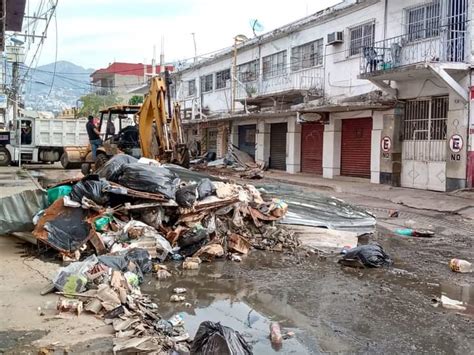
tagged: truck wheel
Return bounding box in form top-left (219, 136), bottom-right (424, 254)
top-left (60, 152), bottom-right (81, 169)
top-left (0, 147), bottom-right (12, 166)
top-left (94, 153), bottom-right (108, 170)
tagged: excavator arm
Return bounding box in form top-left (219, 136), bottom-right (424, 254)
top-left (138, 76), bottom-right (189, 167)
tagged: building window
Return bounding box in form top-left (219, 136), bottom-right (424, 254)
top-left (237, 60), bottom-right (259, 82)
top-left (403, 96), bottom-right (448, 141)
top-left (349, 22), bottom-right (375, 56)
top-left (262, 50), bottom-right (287, 80)
top-left (200, 74), bottom-right (213, 93)
top-left (291, 39), bottom-right (323, 71)
top-left (187, 79), bottom-right (196, 96)
top-left (215, 69), bottom-right (231, 89)
top-left (406, 2), bottom-right (440, 42)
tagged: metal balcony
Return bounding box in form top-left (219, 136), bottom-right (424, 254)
top-left (235, 66), bottom-right (324, 105)
top-left (359, 24), bottom-right (468, 79)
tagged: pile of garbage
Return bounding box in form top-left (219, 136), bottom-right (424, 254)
top-left (191, 145), bottom-right (265, 179)
top-left (31, 154), bottom-right (293, 352)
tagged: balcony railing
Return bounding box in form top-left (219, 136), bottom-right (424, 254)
top-left (360, 25), bottom-right (468, 76)
top-left (235, 66), bottom-right (324, 101)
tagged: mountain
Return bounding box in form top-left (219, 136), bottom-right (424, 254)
top-left (22, 60), bottom-right (95, 113)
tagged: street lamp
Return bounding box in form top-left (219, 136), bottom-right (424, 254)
top-left (232, 34), bottom-right (248, 113)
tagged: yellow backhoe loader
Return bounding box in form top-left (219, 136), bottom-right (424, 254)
top-left (64, 73), bottom-right (189, 174)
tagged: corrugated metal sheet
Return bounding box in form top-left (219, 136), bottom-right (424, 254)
top-left (341, 118), bottom-right (372, 178)
top-left (238, 125), bottom-right (256, 158)
top-left (301, 123), bottom-right (324, 174)
top-left (270, 123), bottom-right (287, 170)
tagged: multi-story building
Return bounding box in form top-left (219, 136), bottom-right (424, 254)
top-left (91, 62), bottom-right (173, 102)
top-left (174, 0), bottom-right (473, 191)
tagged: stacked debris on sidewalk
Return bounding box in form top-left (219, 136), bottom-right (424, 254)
top-left (31, 154), bottom-right (292, 352)
top-left (192, 145), bottom-right (265, 180)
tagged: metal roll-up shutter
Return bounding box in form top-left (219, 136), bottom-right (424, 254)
top-left (341, 118), bottom-right (372, 178)
top-left (301, 123), bottom-right (324, 174)
top-left (270, 123), bottom-right (287, 170)
top-left (238, 125), bottom-right (256, 158)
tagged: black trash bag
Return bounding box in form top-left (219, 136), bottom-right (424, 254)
top-left (96, 154), bottom-right (138, 182)
top-left (98, 255), bottom-right (129, 272)
top-left (178, 226), bottom-right (209, 257)
top-left (191, 321), bottom-right (253, 355)
top-left (176, 184), bottom-right (197, 208)
top-left (338, 243), bottom-right (392, 268)
top-left (69, 178), bottom-right (110, 205)
top-left (118, 163), bottom-right (179, 200)
top-left (197, 178), bottom-right (216, 200)
top-left (44, 207), bottom-right (90, 253)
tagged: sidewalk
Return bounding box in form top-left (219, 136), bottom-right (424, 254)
top-left (263, 171), bottom-right (474, 219)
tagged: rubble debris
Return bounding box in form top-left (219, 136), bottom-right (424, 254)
top-left (449, 259), bottom-right (472, 273)
top-left (191, 321), bottom-right (253, 355)
top-left (57, 299), bottom-right (83, 315)
top-left (183, 257), bottom-right (201, 270)
top-left (395, 228), bottom-right (435, 238)
top-left (338, 244), bottom-right (392, 268)
top-left (270, 322), bottom-right (283, 348)
top-left (19, 157), bottom-right (304, 352)
top-left (47, 185), bottom-right (72, 205)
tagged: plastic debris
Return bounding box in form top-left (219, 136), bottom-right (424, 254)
top-left (191, 321), bottom-right (253, 355)
top-left (338, 244), bottom-right (392, 268)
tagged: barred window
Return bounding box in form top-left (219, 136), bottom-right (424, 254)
top-left (403, 97), bottom-right (448, 141)
top-left (237, 60), bottom-right (259, 83)
top-left (291, 38), bottom-right (323, 71)
top-left (406, 1), bottom-right (440, 42)
top-left (349, 22), bottom-right (375, 56)
top-left (262, 50), bottom-right (287, 80)
top-left (216, 69), bottom-right (231, 89)
top-left (200, 74), bottom-right (213, 93)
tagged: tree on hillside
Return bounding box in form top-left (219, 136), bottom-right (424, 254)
top-left (129, 95), bottom-right (144, 105)
top-left (78, 93), bottom-right (121, 117)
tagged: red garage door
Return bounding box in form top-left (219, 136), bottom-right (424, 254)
top-left (341, 118), bottom-right (372, 178)
top-left (301, 123), bottom-right (324, 174)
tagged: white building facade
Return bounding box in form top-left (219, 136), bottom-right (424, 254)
top-left (173, 0), bottom-right (473, 192)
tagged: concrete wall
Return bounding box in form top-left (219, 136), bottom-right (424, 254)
top-left (113, 74), bottom-right (146, 102)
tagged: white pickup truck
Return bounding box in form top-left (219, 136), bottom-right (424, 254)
top-left (0, 112), bottom-right (89, 168)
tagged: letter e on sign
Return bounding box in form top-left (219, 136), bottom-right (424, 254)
top-left (449, 134), bottom-right (463, 153)
top-left (381, 136), bottom-right (391, 153)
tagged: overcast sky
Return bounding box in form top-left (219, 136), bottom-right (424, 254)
top-left (24, 0), bottom-right (341, 70)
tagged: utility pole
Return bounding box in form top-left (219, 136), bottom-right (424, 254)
top-left (191, 33), bottom-right (197, 64)
top-left (11, 61), bottom-right (19, 121)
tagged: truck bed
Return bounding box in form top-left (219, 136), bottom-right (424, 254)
top-left (35, 118), bottom-right (89, 147)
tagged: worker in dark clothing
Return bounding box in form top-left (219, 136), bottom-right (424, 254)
top-left (86, 115), bottom-right (102, 160)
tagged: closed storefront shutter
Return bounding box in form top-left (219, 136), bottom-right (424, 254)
top-left (301, 123), bottom-right (324, 174)
top-left (238, 125), bottom-right (256, 158)
top-left (341, 118), bottom-right (372, 178)
top-left (270, 123), bottom-right (287, 170)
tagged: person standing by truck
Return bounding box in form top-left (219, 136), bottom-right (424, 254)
top-left (86, 115), bottom-right (102, 160)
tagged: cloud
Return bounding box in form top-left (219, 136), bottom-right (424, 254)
top-left (24, 0), bottom-right (341, 69)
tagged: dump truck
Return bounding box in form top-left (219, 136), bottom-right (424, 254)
top-left (0, 111), bottom-right (88, 167)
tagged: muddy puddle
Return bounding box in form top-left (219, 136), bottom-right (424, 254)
top-left (142, 253), bottom-right (319, 354)
top-left (0, 171), bottom-right (35, 187)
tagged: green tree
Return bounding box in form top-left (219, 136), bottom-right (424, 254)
top-left (78, 93), bottom-right (121, 117)
top-left (129, 95), bottom-right (144, 105)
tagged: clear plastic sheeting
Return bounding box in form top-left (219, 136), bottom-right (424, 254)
top-left (0, 189), bottom-right (47, 234)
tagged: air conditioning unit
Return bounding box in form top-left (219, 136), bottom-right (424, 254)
top-left (327, 31), bottom-right (344, 45)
